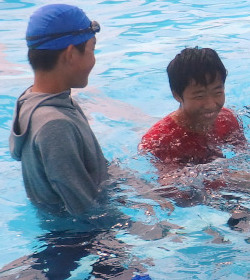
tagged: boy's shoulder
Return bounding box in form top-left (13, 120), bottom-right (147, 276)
top-left (140, 112), bottom-right (184, 152)
top-left (216, 107), bottom-right (240, 128)
top-left (215, 107), bottom-right (244, 141)
top-left (143, 113), bottom-right (179, 138)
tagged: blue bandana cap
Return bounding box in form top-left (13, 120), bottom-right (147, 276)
top-left (26, 4), bottom-right (98, 50)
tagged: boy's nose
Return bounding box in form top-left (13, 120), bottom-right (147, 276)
top-left (203, 96), bottom-right (217, 110)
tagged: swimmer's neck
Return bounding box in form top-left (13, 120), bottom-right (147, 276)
top-left (171, 109), bottom-right (215, 134)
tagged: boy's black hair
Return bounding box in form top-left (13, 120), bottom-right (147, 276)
top-left (166, 47), bottom-right (227, 99)
top-left (28, 41), bottom-right (86, 71)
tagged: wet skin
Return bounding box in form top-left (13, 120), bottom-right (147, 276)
top-left (173, 74), bottom-right (225, 133)
top-left (69, 36), bottom-right (97, 88)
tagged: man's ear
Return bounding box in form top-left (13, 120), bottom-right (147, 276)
top-left (173, 91), bottom-right (182, 103)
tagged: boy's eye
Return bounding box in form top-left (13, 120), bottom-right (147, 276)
top-left (215, 91), bottom-right (223, 96)
top-left (194, 95), bottom-right (203, 99)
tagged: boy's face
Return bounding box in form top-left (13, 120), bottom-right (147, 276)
top-left (176, 73), bottom-right (225, 131)
top-left (71, 37), bottom-right (96, 88)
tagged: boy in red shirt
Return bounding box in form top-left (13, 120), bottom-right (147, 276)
top-left (139, 48), bottom-right (248, 231)
top-left (139, 47), bottom-right (246, 165)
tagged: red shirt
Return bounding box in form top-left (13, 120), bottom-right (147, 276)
top-left (140, 108), bottom-right (244, 164)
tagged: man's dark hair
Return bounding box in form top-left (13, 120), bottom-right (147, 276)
top-left (166, 47), bottom-right (227, 98)
top-left (28, 41), bottom-right (86, 71)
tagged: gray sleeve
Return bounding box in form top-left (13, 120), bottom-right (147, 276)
top-left (35, 119), bottom-right (100, 216)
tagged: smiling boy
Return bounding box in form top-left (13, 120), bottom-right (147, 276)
top-left (139, 47), bottom-right (246, 164)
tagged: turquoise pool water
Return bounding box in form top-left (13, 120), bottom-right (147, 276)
top-left (0, 0), bottom-right (249, 279)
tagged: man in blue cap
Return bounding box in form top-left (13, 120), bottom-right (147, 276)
top-left (9, 4), bottom-right (108, 218)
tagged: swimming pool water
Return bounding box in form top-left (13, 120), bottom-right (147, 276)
top-left (0, 0), bottom-right (249, 279)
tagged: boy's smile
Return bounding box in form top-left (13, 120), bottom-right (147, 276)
top-left (175, 73), bottom-right (225, 133)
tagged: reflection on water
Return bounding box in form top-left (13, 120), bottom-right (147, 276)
top-left (0, 229), bottom-right (142, 280)
top-left (0, 0), bottom-right (249, 279)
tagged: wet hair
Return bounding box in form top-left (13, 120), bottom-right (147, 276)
top-left (28, 41), bottom-right (86, 71)
top-left (166, 47), bottom-right (227, 99)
